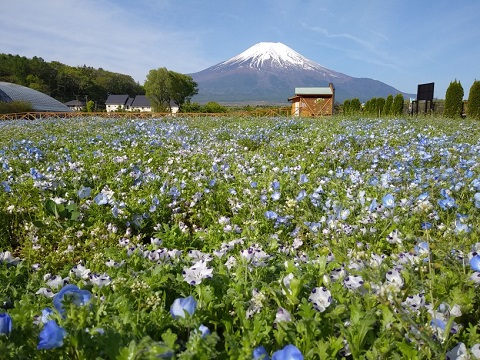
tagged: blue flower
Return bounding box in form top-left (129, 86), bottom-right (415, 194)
top-left (53, 284), bottom-right (91, 316)
top-left (253, 345), bottom-right (270, 360)
top-left (197, 324), bottom-right (210, 338)
top-left (170, 296), bottom-right (197, 319)
top-left (0, 313), bottom-right (13, 335)
top-left (382, 193), bottom-right (395, 208)
top-left (94, 192), bottom-right (108, 205)
top-left (470, 255), bottom-right (480, 272)
top-left (77, 186), bottom-right (92, 199)
top-left (37, 320), bottom-right (66, 350)
top-left (272, 344), bottom-right (303, 360)
top-left (265, 210), bottom-right (278, 220)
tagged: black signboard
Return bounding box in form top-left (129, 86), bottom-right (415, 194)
top-left (417, 82), bottom-right (434, 101)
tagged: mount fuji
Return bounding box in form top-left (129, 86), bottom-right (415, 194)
top-left (189, 42), bottom-right (413, 104)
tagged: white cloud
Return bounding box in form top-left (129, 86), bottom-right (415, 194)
top-left (0, 0), bottom-right (210, 82)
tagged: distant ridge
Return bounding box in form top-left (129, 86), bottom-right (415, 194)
top-left (190, 42), bottom-right (414, 104)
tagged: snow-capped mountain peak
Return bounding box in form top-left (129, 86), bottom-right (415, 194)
top-left (218, 42), bottom-right (324, 71)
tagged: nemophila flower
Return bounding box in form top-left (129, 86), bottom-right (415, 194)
top-left (253, 346), bottom-right (270, 360)
top-left (271, 191), bottom-right (281, 201)
top-left (272, 344), bottom-right (303, 360)
top-left (170, 296), bottom-right (197, 319)
top-left (196, 324), bottom-right (210, 338)
top-left (299, 173), bottom-right (308, 184)
top-left (343, 275), bottom-right (364, 291)
top-left (182, 260), bottom-right (213, 285)
top-left (386, 229), bottom-right (402, 244)
top-left (1, 181), bottom-right (11, 193)
top-left (308, 287), bottom-right (332, 312)
top-left (37, 320), bottom-right (66, 350)
top-left (265, 210), bottom-right (278, 220)
top-left (401, 294), bottom-right (426, 314)
top-left (0, 313), bottom-right (13, 335)
top-left (414, 241), bottom-right (429, 259)
top-left (474, 193), bottom-right (480, 209)
top-left (45, 275), bottom-right (69, 289)
top-left (469, 254), bottom-right (480, 272)
top-left (471, 344), bottom-right (480, 359)
top-left (94, 192), bottom-right (109, 205)
top-left (53, 284), bottom-right (91, 316)
top-left (421, 222), bottom-right (432, 230)
top-left (275, 307), bottom-right (292, 323)
top-left (0, 251), bottom-right (21, 265)
top-left (446, 342), bottom-right (468, 360)
top-left (70, 264), bottom-right (91, 279)
top-left (386, 269), bottom-right (404, 288)
top-left (36, 288), bottom-right (55, 298)
top-left (382, 193), bottom-right (395, 208)
top-left (89, 273), bottom-right (112, 288)
top-left (77, 186), bottom-right (91, 199)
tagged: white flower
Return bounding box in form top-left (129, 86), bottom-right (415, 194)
top-left (309, 287), bottom-right (332, 312)
top-left (0, 251), bottom-right (21, 265)
top-left (182, 260), bottom-right (213, 285)
top-left (385, 269), bottom-right (404, 288)
top-left (36, 287), bottom-right (56, 298)
top-left (275, 307), bottom-right (292, 323)
top-left (89, 273), bottom-right (112, 288)
top-left (46, 275), bottom-right (68, 289)
top-left (446, 342), bottom-right (468, 360)
top-left (70, 264), bottom-right (91, 279)
top-left (386, 230), bottom-right (402, 244)
top-left (343, 275), bottom-right (364, 291)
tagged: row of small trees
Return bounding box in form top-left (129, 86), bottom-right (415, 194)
top-left (343, 94), bottom-right (404, 116)
top-left (444, 80), bottom-right (480, 119)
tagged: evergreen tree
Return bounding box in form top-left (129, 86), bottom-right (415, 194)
top-left (467, 80), bottom-right (480, 119)
top-left (392, 94), bottom-right (404, 115)
top-left (383, 94), bottom-right (393, 115)
top-left (444, 80), bottom-right (464, 118)
top-left (376, 98), bottom-right (385, 116)
top-left (343, 99), bottom-right (351, 115)
top-left (350, 98), bottom-right (361, 113)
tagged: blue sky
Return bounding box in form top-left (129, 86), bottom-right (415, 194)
top-left (1, 0), bottom-right (479, 99)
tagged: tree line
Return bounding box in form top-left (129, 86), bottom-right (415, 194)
top-left (0, 54), bottom-right (144, 105)
top-left (444, 80), bottom-right (480, 119)
top-left (343, 94), bottom-right (405, 116)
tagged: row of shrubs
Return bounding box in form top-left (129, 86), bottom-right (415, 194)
top-left (0, 100), bottom-right (33, 114)
top-left (342, 80), bottom-right (480, 119)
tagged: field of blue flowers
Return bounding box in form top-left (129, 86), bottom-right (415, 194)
top-left (0, 115), bottom-right (479, 359)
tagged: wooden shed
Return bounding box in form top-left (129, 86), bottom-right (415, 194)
top-left (288, 83), bottom-right (335, 116)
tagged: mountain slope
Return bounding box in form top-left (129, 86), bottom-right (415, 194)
top-left (190, 42), bottom-right (413, 104)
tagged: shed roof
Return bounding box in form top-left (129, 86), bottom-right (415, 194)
top-left (295, 87), bottom-right (333, 96)
top-left (105, 94), bottom-right (130, 105)
top-left (131, 95), bottom-right (151, 107)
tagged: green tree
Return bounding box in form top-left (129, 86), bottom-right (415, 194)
top-left (392, 94), bottom-right (404, 115)
top-left (343, 99), bottom-right (351, 115)
top-left (144, 68), bottom-right (198, 112)
top-left (202, 102), bottom-right (227, 113)
top-left (383, 94), bottom-right (393, 115)
top-left (86, 100), bottom-right (95, 112)
top-left (467, 80), bottom-right (480, 119)
top-left (444, 80), bottom-right (464, 118)
top-left (350, 98), bottom-right (361, 114)
top-left (169, 71), bottom-right (198, 109)
top-left (376, 98), bottom-right (385, 116)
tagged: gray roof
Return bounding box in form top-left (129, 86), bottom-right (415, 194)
top-left (295, 87), bottom-right (333, 96)
top-left (105, 94), bottom-right (130, 105)
top-left (65, 100), bottom-right (86, 107)
top-left (131, 95), bottom-right (151, 107)
top-left (0, 81), bottom-right (71, 112)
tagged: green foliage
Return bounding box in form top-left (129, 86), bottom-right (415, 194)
top-left (202, 102), bottom-right (227, 113)
top-left (343, 98), bottom-right (361, 116)
top-left (444, 80), bottom-right (464, 118)
top-left (0, 100), bottom-right (33, 114)
top-left (343, 99), bottom-right (350, 115)
top-left (383, 95), bottom-right (393, 115)
top-left (376, 98), bottom-right (385, 116)
top-left (392, 93), bottom-right (404, 115)
top-left (0, 54), bottom-right (143, 106)
top-left (144, 68), bottom-right (198, 112)
top-left (86, 100), bottom-right (95, 112)
top-left (467, 80), bottom-right (480, 119)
